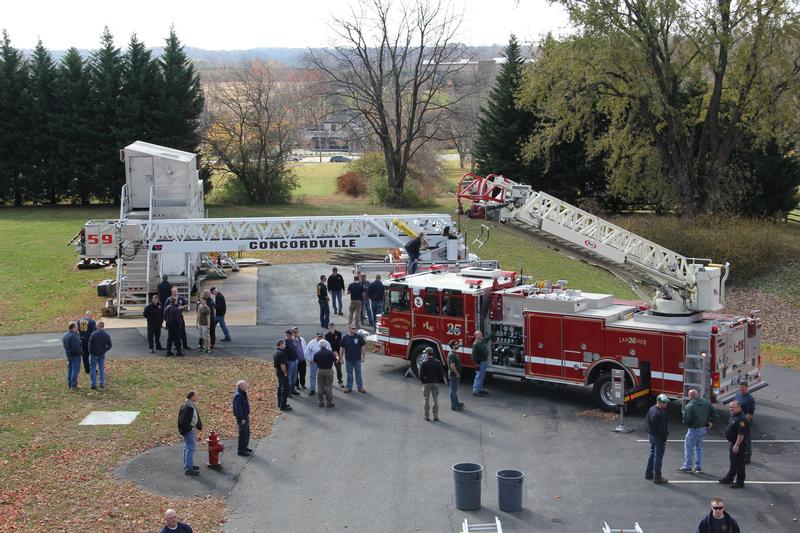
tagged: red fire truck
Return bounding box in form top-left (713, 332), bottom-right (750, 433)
top-left (376, 176), bottom-right (766, 409)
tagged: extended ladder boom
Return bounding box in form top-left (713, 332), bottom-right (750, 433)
top-left (462, 176), bottom-right (727, 314)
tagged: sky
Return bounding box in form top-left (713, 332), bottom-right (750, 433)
top-left (2, 0), bottom-right (572, 50)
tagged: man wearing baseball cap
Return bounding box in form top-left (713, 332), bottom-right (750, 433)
top-left (645, 394), bottom-right (671, 484)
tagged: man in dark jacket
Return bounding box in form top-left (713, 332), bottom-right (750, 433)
top-left (720, 400), bottom-right (748, 488)
top-left (327, 267), bottom-right (345, 315)
top-left (419, 347), bottom-right (445, 421)
top-left (87, 321), bottom-right (112, 390)
top-left (178, 390), bottom-right (202, 475)
top-left (645, 394), bottom-right (670, 484)
top-left (317, 275), bottom-right (330, 329)
top-left (158, 509), bottom-right (193, 533)
top-left (211, 287), bottom-right (231, 341)
top-left (284, 330), bottom-right (300, 395)
top-left (63, 322), bottom-right (82, 389)
top-left (325, 322), bottom-right (344, 387)
top-left (232, 381), bottom-right (252, 456)
top-left (347, 276), bottom-right (365, 327)
top-left (734, 381), bottom-right (755, 463)
top-left (274, 339), bottom-right (291, 411)
top-left (164, 298), bottom-right (184, 357)
top-left (366, 275), bottom-right (385, 326)
top-left (77, 311), bottom-right (96, 374)
top-left (404, 232), bottom-right (425, 274)
top-left (696, 497), bottom-right (740, 533)
top-left (157, 276), bottom-right (173, 309)
top-left (143, 294), bottom-right (164, 353)
top-left (202, 289), bottom-right (217, 349)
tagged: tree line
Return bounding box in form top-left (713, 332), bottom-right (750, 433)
top-left (473, 2), bottom-right (800, 218)
top-left (0, 27), bottom-right (203, 205)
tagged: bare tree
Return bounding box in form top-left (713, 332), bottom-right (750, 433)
top-left (309, 0), bottom-right (472, 205)
top-left (202, 61), bottom-right (300, 203)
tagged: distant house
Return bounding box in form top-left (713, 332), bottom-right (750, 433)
top-left (305, 110), bottom-right (364, 153)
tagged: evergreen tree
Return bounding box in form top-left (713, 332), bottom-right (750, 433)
top-left (0, 30), bottom-right (30, 205)
top-left (27, 40), bottom-right (60, 204)
top-left (119, 34), bottom-right (162, 146)
top-left (156, 27), bottom-right (204, 152)
top-left (55, 47), bottom-right (93, 204)
top-left (473, 35), bottom-right (534, 180)
top-left (87, 27), bottom-right (124, 203)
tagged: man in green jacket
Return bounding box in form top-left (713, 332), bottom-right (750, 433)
top-left (471, 330), bottom-right (492, 397)
top-left (680, 389), bottom-right (717, 473)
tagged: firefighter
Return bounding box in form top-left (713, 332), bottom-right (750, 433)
top-left (719, 400), bottom-right (747, 489)
top-left (419, 347), bottom-right (444, 421)
top-left (405, 232), bottom-right (425, 274)
top-left (734, 382), bottom-right (755, 464)
top-left (645, 394), bottom-right (670, 485)
top-left (471, 330), bottom-right (492, 397)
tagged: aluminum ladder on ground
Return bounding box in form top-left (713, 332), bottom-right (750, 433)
top-left (460, 517), bottom-right (503, 533)
top-left (601, 522), bottom-right (644, 533)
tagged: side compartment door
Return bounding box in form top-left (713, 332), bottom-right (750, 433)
top-left (384, 285), bottom-right (411, 357)
top-left (440, 289), bottom-right (467, 352)
top-left (526, 313), bottom-right (563, 379)
top-left (562, 317), bottom-right (603, 383)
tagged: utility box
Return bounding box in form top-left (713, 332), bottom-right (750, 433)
top-left (121, 141), bottom-right (202, 218)
top-left (97, 279), bottom-right (117, 297)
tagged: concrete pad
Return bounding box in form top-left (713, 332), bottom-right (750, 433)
top-left (113, 439), bottom-right (252, 498)
top-left (79, 411), bottom-right (139, 425)
top-left (257, 263), bottom-right (347, 326)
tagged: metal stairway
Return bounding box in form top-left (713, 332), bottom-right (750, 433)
top-left (117, 246), bottom-right (149, 315)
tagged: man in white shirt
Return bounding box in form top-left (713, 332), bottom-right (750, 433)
top-left (305, 331), bottom-right (324, 396)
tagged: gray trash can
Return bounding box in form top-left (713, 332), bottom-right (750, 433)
top-left (452, 463), bottom-right (483, 511)
top-left (496, 469), bottom-right (524, 512)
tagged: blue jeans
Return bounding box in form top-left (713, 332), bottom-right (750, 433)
top-left (216, 315), bottom-right (231, 339)
top-left (367, 299), bottom-right (384, 326)
top-left (646, 435), bottom-right (666, 478)
top-left (319, 300), bottom-right (330, 328)
top-left (683, 426), bottom-right (707, 469)
top-left (331, 291), bottom-right (343, 314)
top-left (183, 429), bottom-right (196, 471)
top-left (450, 376), bottom-right (461, 408)
top-left (345, 359), bottom-right (363, 390)
top-left (309, 362), bottom-right (318, 391)
top-left (67, 356), bottom-right (81, 388)
top-left (472, 361), bottom-right (488, 394)
top-left (288, 360), bottom-right (299, 391)
top-left (90, 355), bottom-right (106, 387)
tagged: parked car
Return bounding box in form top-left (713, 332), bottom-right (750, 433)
top-left (288, 155), bottom-right (302, 162)
top-left (329, 155), bottom-right (352, 163)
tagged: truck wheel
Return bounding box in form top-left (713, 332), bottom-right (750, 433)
top-left (593, 373), bottom-right (618, 411)
top-left (409, 343), bottom-right (437, 378)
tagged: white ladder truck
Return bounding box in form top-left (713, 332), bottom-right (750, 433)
top-left (379, 173), bottom-right (767, 407)
top-left (77, 142), bottom-right (487, 317)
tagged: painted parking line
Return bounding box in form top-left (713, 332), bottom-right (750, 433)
top-left (665, 480), bottom-right (800, 485)
top-left (636, 439), bottom-right (800, 443)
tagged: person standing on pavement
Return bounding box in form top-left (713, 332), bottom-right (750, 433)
top-left (177, 390), bottom-right (203, 476)
top-left (63, 322), bottom-right (82, 389)
top-left (645, 394), bottom-right (670, 484)
top-left (274, 339), bottom-right (292, 411)
top-left (347, 276), bottom-right (365, 327)
top-left (163, 297), bottom-right (184, 357)
top-left (360, 273), bottom-right (370, 323)
top-left (327, 267), bottom-right (345, 316)
top-left (87, 321), bottom-right (112, 390)
top-left (419, 347), bottom-right (444, 421)
top-left (340, 324), bottom-right (366, 393)
top-left (77, 311), bottom-right (96, 374)
top-left (447, 340), bottom-right (464, 411)
top-left (210, 287), bottom-right (231, 342)
top-left (203, 289), bottom-right (217, 350)
top-left (367, 275), bottom-right (385, 327)
top-left (157, 276), bottom-right (173, 310)
top-left (158, 509), bottom-right (193, 533)
top-left (313, 339), bottom-right (337, 407)
top-left (471, 330), bottom-right (492, 397)
top-left (679, 389), bottom-right (717, 473)
top-left (325, 322), bottom-right (344, 387)
top-left (170, 288), bottom-right (190, 352)
top-left (143, 294), bottom-right (164, 353)
top-left (734, 382), bottom-right (755, 464)
top-left (232, 380), bottom-right (252, 457)
top-left (719, 400), bottom-right (748, 489)
top-left (196, 298), bottom-right (211, 353)
top-left (284, 330), bottom-right (300, 396)
top-left (317, 275), bottom-right (331, 329)
top-left (305, 332), bottom-right (324, 396)
top-left (695, 497), bottom-right (740, 533)
top-left (293, 327), bottom-right (308, 390)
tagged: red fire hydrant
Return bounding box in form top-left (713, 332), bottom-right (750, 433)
top-left (206, 430), bottom-right (224, 470)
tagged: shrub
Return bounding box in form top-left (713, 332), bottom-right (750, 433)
top-left (336, 172), bottom-right (369, 197)
top-left (205, 173), bottom-right (250, 205)
top-left (613, 215), bottom-right (800, 284)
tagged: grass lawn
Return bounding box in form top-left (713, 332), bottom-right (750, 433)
top-left (0, 356), bottom-right (276, 532)
top-left (763, 343), bottom-right (800, 371)
top-left (290, 161), bottom-right (345, 197)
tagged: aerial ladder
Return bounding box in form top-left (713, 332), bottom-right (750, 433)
top-left (457, 174), bottom-right (729, 319)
